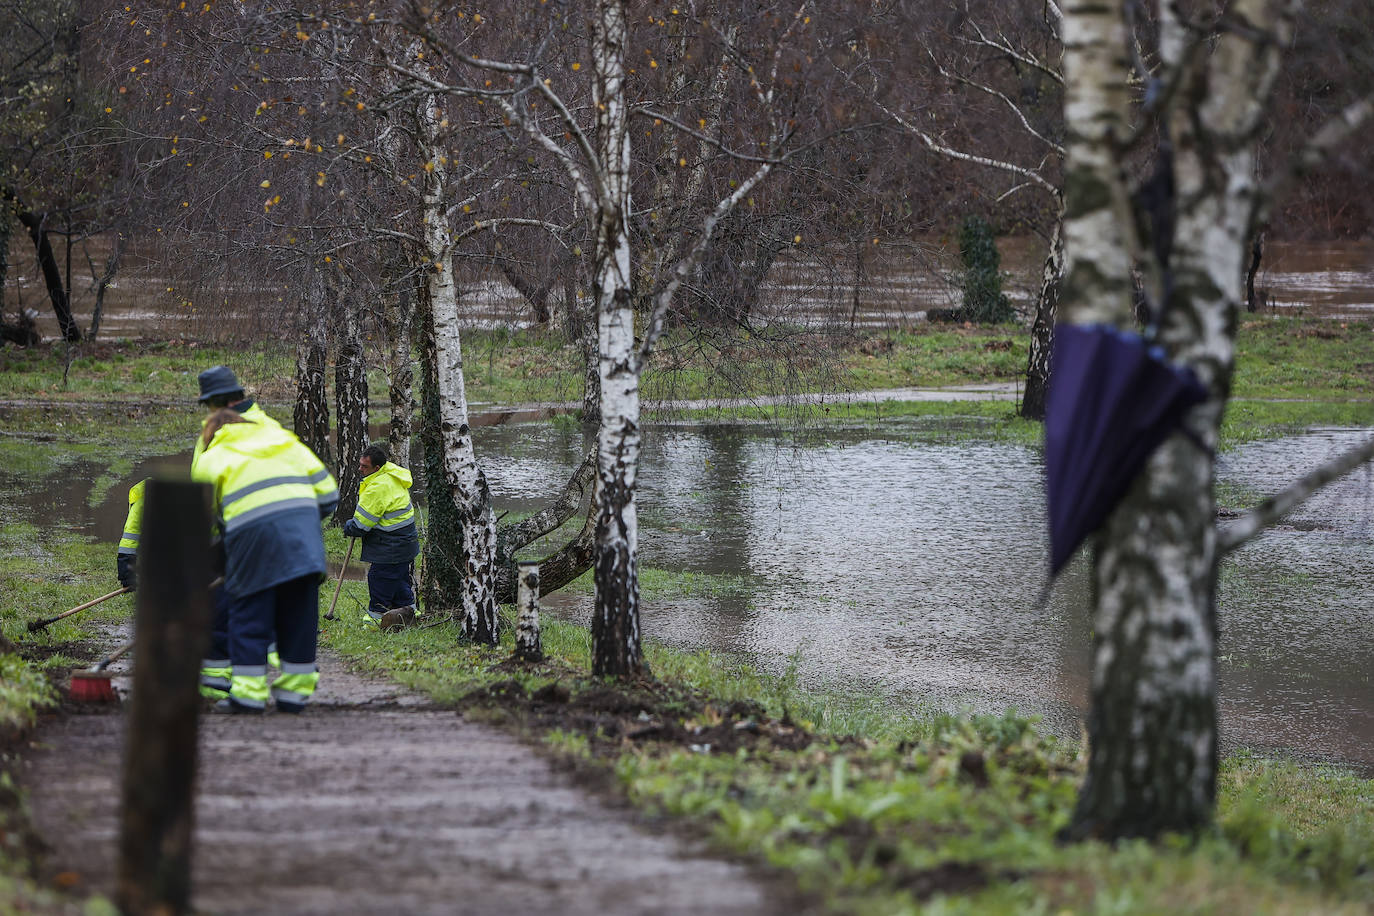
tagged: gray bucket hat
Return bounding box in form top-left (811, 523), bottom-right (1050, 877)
top-left (196, 365), bottom-right (244, 403)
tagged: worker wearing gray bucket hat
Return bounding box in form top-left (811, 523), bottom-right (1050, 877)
top-left (192, 365), bottom-right (289, 700)
top-left (196, 365), bottom-right (245, 404)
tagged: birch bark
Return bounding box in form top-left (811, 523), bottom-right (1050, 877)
top-left (385, 275), bottom-right (416, 470)
top-left (292, 268), bottom-right (332, 466)
top-left (334, 284), bottom-right (369, 525)
top-left (1061, 0), bottom-right (1300, 840)
top-left (418, 96), bottom-right (499, 644)
top-left (589, 0), bottom-right (644, 677)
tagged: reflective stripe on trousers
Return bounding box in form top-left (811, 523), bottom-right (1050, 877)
top-left (272, 662), bottom-right (319, 707)
top-left (230, 665), bottom-right (270, 708)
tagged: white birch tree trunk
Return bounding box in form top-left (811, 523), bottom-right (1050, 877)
top-left (514, 562), bottom-right (543, 663)
top-left (589, 0), bottom-right (644, 677)
top-left (418, 96), bottom-right (499, 644)
top-left (292, 266), bottom-right (332, 466)
top-left (334, 282), bottom-right (369, 525)
top-left (1062, 0), bottom-right (1300, 840)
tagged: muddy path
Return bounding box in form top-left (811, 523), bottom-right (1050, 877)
top-left (17, 651), bottom-right (802, 916)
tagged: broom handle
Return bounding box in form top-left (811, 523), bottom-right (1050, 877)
top-left (29, 586), bottom-right (131, 631)
top-left (324, 538), bottom-right (355, 621)
top-left (93, 639), bottom-right (136, 672)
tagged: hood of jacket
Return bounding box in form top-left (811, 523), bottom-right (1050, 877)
top-left (204, 419), bottom-right (300, 460)
top-left (374, 461), bottom-right (413, 490)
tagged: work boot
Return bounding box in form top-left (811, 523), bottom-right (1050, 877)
top-left (379, 605), bottom-right (417, 632)
top-left (212, 698), bottom-right (265, 715)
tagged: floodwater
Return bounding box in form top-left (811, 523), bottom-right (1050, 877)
top-left (9, 239), bottom-right (1374, 340)
top-left (7, 421), bottom-right (1373, 771)
top-left (477, 420), bottom-right (1374, 770)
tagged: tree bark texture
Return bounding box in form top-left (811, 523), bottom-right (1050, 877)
top-left (293, 271), bottom-right (332, 467)
top-left (1020, 215), bottom-right (1062, 420)
top-left (116, 480), bottom-right (211, 916)
top-left (1061, 0), bottom-right (1295, 841)
top-left (333, 288), bottom-right (369, 525)
top-left (1060, 0), bottom-right (1212, 839)
top-left (579, 289), bottom-right (600, 423)
top-left (385, 277), bottom-right (416, 469)
top-left (418, 317), bottom-right (465, 613)
top-left (590, 0), bottom-right (645, 678)
top-left (87, 230), bottom-right (125, 341)
top-left (514, 563), bottom-right (543, 663)
top-left (419, 96), bottom-right (499, 644)
top-left (15, 205), bottom-right (81, 342)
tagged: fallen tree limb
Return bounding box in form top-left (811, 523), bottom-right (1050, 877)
top-left (492, 449), bottom-right (598, 605)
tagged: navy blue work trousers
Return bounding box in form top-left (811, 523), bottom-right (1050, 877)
top-left (228, 574), bottom-right (319, 669)
top-left (367, 561), bottom-right (415, 617)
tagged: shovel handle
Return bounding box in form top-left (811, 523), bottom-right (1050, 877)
top-left (28, 586), bottom-right (132, 632)
top-left (324, 538), bottom-right (355, 621)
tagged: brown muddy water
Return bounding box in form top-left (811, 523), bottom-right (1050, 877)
top-left (10, 239), bottom-right (1374, 339)
top-left (17, 419), bottom-right (1372, 772)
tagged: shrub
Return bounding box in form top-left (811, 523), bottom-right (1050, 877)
top-left (957, 215), bottom-right (1014, 323)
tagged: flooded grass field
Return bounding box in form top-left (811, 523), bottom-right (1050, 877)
top-left (17, 416), bottom-right (1370, 771)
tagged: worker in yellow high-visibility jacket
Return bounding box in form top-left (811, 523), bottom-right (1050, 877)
top-left (192, 409), bottom-right (338, 714)
top-left (343, 444), bottom-right (420, 630)
top-left (193, 364), bottom-right (284, 462)
top-left (193, 364), bottom-right (285, 697)
top-left (116, 478), bottom-right (147, 590)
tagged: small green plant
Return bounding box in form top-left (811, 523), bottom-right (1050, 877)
top-left (957, 215), bottom-right (1014, 324)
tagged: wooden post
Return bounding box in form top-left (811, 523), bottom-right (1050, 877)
top-left (513, 562), bottom-right (543, 663)
top-left (116, 478), bottom-right (212, 916)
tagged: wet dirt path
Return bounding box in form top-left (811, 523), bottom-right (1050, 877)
top-left (18, 651), bottom-right (793, 915)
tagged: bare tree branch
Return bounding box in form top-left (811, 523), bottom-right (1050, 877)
top-left (1218, 434), bottom-right (1374, 556)
top-left (926, 49), bottom-right (1064, 155)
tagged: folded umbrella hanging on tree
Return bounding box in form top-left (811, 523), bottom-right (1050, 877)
top-left (1043, 323), bottom-right (1209, 576)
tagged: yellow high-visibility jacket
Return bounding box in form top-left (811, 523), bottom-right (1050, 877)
top-left (347, 462), bottom-right (420, 564)
top-left (191, 420), bottom-right (337, 597)
top-left (118, 479), bottom-right (146, 557)
top-left (192, 400), bottom-right (283, 464)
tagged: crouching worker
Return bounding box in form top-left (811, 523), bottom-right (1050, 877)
top-left (343, 444), bottom-right (420, 631)
top-left (192, 409), bottom-right (338, 714)
top-left (116, 478), bottom-right (148, 591)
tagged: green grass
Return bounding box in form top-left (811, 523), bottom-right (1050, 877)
top-left (1233, 318), bottom-right (1374, 401)
top-left (0, 506), bottom-right (1369, 915)
top-left (4, 318), bottom-right (1370, 434)
top-left (0, 522), bottom-right (127, 915)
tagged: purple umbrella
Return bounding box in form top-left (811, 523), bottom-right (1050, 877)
top-left (1044, 323), bottom-right (1208, 575)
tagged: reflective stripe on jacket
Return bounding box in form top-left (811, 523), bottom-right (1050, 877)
top-left (118, 479), bottom-right (146, 556)
top-left (191, 421), bottom-right (338, 596)
top-left (353, 462), bottom-right (420, 564)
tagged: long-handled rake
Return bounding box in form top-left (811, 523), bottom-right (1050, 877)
top-left (28, 586), bottom-right (132, 633)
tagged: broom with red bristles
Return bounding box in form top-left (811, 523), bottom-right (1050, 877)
top-left (70, 640), bottom-right (135, 703)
